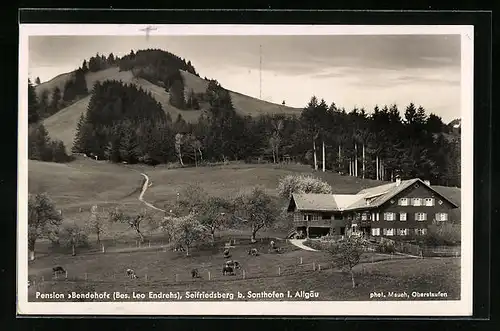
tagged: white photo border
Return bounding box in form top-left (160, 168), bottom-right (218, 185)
top-left (17, 24), bottom-right (474, 316)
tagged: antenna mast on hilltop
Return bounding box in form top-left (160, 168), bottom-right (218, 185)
top-left (259, 44), bottom-right (262, 100)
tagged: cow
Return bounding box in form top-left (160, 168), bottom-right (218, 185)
top-left (173, 245), bottom-right (186, 252)
top-left (248, 248), bottom-right (259, 256)
top-left (52, 266), bottom-right (66, 276)
top-left (222, 265), bottom-right (235, 276)
top-left (191, 268), bottom-right (201, 278)
top-left (126, 268), bottom-right (138, 279)
top-left (223, 248), bottom-right (231, 258)
top-left (225, 260), bottom-right (241, 270)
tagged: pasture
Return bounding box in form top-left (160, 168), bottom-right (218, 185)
top-left (28, 158), bottom-right (388, 230)
top-left (27, 159), bottom-right (461, 302)
top-left (28, 231), bottom-right (460, 302)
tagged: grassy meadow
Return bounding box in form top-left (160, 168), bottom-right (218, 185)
top-left (27, 158), bottom-right (461, 302)
top-left (28, 231), bottom-right (459, 302)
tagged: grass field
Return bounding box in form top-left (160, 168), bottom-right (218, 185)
top-left (28, 232), bottom-right (460, 302)
top-left (27, 159), bottom-right (461, 302)
top-left (28, 159), bottom-right (389, 226)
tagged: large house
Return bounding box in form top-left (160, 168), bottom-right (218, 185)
top-left (286, 177), bottom-right (459, 239)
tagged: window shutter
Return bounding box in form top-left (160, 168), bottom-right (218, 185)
top-left (415, 213), bottom-right (418, 220)
top-left (444, 213), bottom-right (448, 221)
top-left (423, 213), bottom-right (427, 221)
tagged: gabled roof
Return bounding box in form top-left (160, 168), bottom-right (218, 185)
top-left (289, 178), bottom-right (460, 212)
top-left (352, 178), bottom-right (459, 210)
top-left (291, 193), bottom-right (338, 211)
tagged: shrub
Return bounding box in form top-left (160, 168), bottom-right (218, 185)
top-left (277, 174), bottom-right (332, 199)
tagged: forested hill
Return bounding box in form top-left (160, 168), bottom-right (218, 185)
top-left (29, 48), bottom-right (461, 187)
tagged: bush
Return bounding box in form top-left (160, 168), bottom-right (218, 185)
top-left (429, 223), bottom-right (461, 245)
top-left (376, 239), bottom-right (396, 254)
top-left (277, 174), bottom-right (332, 199)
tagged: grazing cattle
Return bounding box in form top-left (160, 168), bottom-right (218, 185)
top-left (191, 268), bottom-right (200, 278)
top-left (222, 265), bottom-right (235, 276)
top-left (248, 248), bottom-right (259, 256)
top-left (126, 268), bottom-right (138, 279)
top-left (52, 266), bottom-right (66, 276)
top-left (223, 248), bottom-right (231, 258)
top-left (225, 260), bottom-right (241, 270)
top-left (173, 245), bottom-right (186, 252)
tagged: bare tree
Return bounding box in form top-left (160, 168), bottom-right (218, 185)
top-left (327, 236), bottom-right (364, 288)
top-left (28, 193), bottom-right (63, 260)
top-left (162, 213), bottom-right (209, 256)
top-left (175, 133), bottom-right (185, 166)
top-left (234, 187), bottom-right (278, 242)
top-left (85, 205), bottom-right (108, 245)
top-left (59, 223), bottom-right (89, 256)
top-left (109, 208), bottom-right (152, 243)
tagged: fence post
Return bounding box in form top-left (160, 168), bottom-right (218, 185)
top-left (208, 271), bottom-right (211, 281)
top-left (102, 244), bottom-right (105, 253)
top-left (175, 274), bottom-right (178, 282)
top-left (371, 255), bottom-right (374, 264)
top-left (300, 257), bottom-right (303, 264)
top-left (85, 273), bottom-right (88, 281)
top-left (65, 271), bottom-right (68, 279)
top-left (278, 266), bottom-right (281, 276)
top-left (313, 262), bottom-right (315, 271)
top-left (145, 274), bottom-right (148, 282)
top-left (243, 270), bottom-right (246, 279)
top-left (149, 241), bottom-right (151, 248)
top-left (318, 264), bottom-right (321, 271)
top-left (55, 273), bottom-right (58, 280)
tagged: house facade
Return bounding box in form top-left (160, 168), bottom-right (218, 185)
top-left (286, 177), bottom-right (459, 239)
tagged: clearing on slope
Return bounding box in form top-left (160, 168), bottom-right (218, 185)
top-left (28, 158), bottom-right (147, 225)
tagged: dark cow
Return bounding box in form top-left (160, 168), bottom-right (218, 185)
top-left (126, 268), bottom-right (138, 279)
top-left (223, 248), bottom-right (231, 258)
top-left (173, 245), bottom-right (186, 252)
top-left (225, 260), bottom-right (241, 270)
top-left (52, 266), bottom-right (66, 276)
top-left (191, 268), bottom-right (200, 278)
top-left (222, 265), bottom-right (235, 276)
top-left (248, 248), bottom-right (259, 256)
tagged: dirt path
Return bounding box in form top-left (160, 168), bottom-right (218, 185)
top-left (289, 239), bottom-right (318, 252)
top-left (138, 173), bottom-right (166, 212)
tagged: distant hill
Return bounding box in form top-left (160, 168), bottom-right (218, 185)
top-left (38, 66), bottom-right (302, 153)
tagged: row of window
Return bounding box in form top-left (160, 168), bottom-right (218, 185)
top-left (381, 212), bottom-right (448, 222)
top-left (371, 228), bottom-right (428, 236)
top-left (297, 212), bottom-right (448, 222)
top-left (398, 197), bottom-right (442, 206)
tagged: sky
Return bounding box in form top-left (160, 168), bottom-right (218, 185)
top-left (28, 34), bottom-right (461, 123)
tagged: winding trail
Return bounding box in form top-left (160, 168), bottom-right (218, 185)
top-left (138, 173), bottom-right (166, 212)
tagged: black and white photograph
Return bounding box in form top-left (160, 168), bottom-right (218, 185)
top-left (18, 24), bottom-right (473, 316)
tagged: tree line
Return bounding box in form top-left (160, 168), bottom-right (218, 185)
top-left (71, 75), bottom-right (460, 187)
top-left (28, 68), bottom-right (89, 124)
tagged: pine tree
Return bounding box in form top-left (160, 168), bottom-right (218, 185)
top-left (72, 113), bottom-right (87, 153)
top-left (169, 79), bottom-right (186, 109)
top-left (82, 59), bottom-right (89, 72)
top-left (49, 87), bottom-right (62, 115)
top-left (28, 79), bottom-right (39, 123)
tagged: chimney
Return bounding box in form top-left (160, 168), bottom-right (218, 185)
top-left (424, 180), bottom-right (430, 186)
top-left (395, 175), bottom-right (401, 187)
